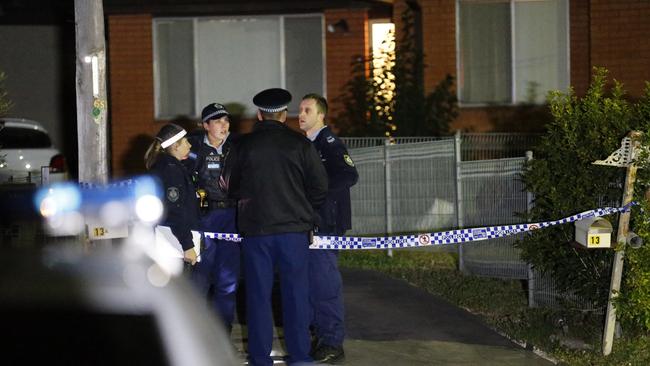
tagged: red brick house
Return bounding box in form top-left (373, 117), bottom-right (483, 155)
top-left (106, 0), bottom-right (650, 176)
top-left (397, 0), bottom-right (649, 133)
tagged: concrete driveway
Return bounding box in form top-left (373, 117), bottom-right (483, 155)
top-left (232, 267), bottom-right (554, 365)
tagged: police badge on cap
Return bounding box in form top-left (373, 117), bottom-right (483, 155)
top-left (253, 88), bottom-right (292, 113)
top-left (201, 103), bottom-right (230, 123)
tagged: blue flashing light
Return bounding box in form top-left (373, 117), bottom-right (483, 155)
top-left (34, 182), bottom-right (82, 215)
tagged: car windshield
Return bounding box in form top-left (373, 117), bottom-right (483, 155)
top-left (0, 126), bottom-right (51, 149)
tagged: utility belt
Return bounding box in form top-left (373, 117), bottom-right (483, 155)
top-left (197, 189), bottom-right (236, 209)
top-left (208, 199), bottom-right (237, 209)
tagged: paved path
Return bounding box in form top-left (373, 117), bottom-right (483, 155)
top-left (232, 268), bottom-right (554, 365)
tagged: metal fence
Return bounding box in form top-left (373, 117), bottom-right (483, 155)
top-left (347, 136), bottom-right (589, 309)
top-left (1, 133), bottom-right (583, 309)
top-left (460, 133), bottom-right (541, 161)
top-left (341, 136), bottom-right (450, 150)
top-left (341, 132), bottom-right (541, 161)
top-left (347, 138), bottom-right (529, 279)
top-left (458, 158), bottom-right (529, 279)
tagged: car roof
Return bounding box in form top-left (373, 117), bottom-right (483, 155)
top-left (0, 118), bottom-right (49, 134)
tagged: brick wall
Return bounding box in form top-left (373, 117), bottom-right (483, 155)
top-left (324, 8), bottom-right (369, 120)
top-left (589, 0), bottom-right (650, 97)
top-left (415, 0), bottom-right (457, 92)
top-left (108, 14), bottom-right (155, 177)
top-left (107, 10), bottom-right (366, 176)
top-left (394, 0), bottom-right (650, 133)
top-left (570, 0), bottom-right (591, 97)
top-left (395, 1), bottom-right (476, 131)
top-left (105, 2), bottom-right (649, 151)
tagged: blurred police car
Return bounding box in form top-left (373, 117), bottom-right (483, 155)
top-left (2, 177), bottom-right (240, 365)
top-left (0, 246), bottom-right (239, 366)
top-left (0, 118), bottom-right (66, 184)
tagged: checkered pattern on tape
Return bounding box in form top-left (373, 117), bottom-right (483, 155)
top-left (201, 204), bottom-right (634, 250)
top-left (79, 179), bottom-right (133, 189)
top-left (430, 229), bottom-right (472, 244)
top-left (205, 232), bottom-right (242, 242)
top-left (483, 225), bottom-right (528, 239)
top-left (316, 235), bottom-right (374, 249)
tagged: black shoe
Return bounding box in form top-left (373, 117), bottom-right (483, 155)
top-left (311, 344), bottom-right (345, 364)
top-left (310, 335), bottom-right (321, 354)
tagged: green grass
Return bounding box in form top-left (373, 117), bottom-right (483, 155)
top-left (340, 250), bottom-right (650, 366)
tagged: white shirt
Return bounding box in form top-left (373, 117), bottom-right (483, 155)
top-left (307, 126), bottom-right (326, 142)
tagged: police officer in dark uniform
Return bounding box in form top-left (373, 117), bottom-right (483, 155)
top-left (231, 88), bottom-right (328, 366)
top-left (145, 123), bottom-right (200, 265)
top-left (299, 93), bottom-right (358, 364)
top-left (187, 103), bottom-right (240, 332)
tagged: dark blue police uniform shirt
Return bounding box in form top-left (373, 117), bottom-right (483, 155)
top-left (311, 126), bottom-right (359, 233)
top-left (187, 132), bottom-right (235, 202)
top-left (150, 153), bottom-right (200, 250)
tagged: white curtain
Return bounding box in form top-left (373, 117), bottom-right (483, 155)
top-left (196, 17), bottom-right (281, 117)
top-left (155, 20), bottom-right (195, 118)
top-left (514, 0), bottom-right (568, 104)
top-left (459, 0), bottom-right (568, 105)
top-left (155, 15), bottom-right (324, 118)
top-left (459, 1), bottom-right (512, 104)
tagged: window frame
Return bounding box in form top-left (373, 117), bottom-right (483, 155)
top-left (455, 0), bottom-right (570, 107)
top-left (152, 13), bottom-right (326, 120)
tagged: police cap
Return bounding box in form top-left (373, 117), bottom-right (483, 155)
top-left (253, 88), bottom-right (292, 113)
top-left (201, 103), bottom-right (230, 123)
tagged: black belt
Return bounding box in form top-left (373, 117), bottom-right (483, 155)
top-left (208, 199), bottom-right (237, 209)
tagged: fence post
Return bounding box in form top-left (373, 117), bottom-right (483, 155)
top-left (454, 131), bottom-right (464, 272)
top-left (525, 150), bottom-right (536, 308)
top-left (41, 166), bottom-right (50, 186)
top-left (384, 138), bottom-right (393, 257)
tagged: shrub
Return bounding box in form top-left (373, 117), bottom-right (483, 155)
top-left (518, 68), bottom-right (650, 331)
top-left (333, 5), bottom-right (457, 137)
top-left (332, 56), bottom-right (385, 137)
top-left (392, 4), bottom-right (457, 137)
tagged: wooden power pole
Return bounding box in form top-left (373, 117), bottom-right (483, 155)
top-left (74, 0), bottom-right (108, 184)
top-left (593, 131), bottom-right (642, 355)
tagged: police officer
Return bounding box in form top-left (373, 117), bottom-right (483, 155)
top-left (231, 88), bottom-right (328, 366)
top-left (145, 123), bottom-right (199, 266)
top-left (299, 93), bottom-right (358, 364)
top-left (187, 103), bottom-right (240, 332)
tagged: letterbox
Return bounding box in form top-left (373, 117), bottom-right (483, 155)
top-left (574, 217), bottom-right (613, 248)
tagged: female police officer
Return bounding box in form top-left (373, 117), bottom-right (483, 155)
top-left (145, 123), bottom-right (200, 266)
top-left (186, 103), bottom-right (240, 333)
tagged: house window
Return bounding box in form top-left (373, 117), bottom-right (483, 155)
top-left (154, 15), bottom-right (324, 119)
top-left (458, 0), bottom-right (568, 105)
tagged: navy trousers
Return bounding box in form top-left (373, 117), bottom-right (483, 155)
top-left (192, 207), bottom-right (240, 331)
top-left (243, 232), bottom-right (312, 366)
top-left (309, 231), bottom-right (345, 347)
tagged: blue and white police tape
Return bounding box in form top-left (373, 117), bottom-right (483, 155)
top-left (204, 203), bottom-right (635, 250)
top-left (79, 179), bottom-right (134, 189)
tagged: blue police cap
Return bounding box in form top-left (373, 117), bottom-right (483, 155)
top-left (201, 103), bottom-right (230, 122)
top-left (253, 88), bottom-right (292, 113)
